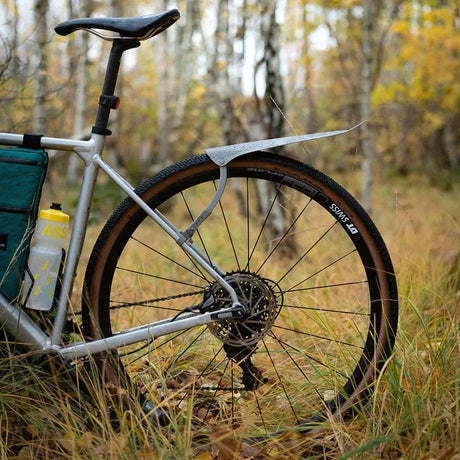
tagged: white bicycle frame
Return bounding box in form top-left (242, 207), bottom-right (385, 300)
top-left (0, 130), bottom-right (248, 360)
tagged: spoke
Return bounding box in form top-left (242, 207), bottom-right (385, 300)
top-left (131, 331), bottom-right (186, 365)
top-left (256, 195), bottom-right (312, 275)
top-left (180, 191), bottom-right (213, 268)
top-left (117, 266), bottom-right (203, 289)
top-left (124, 329), bottom-right (192, 366)
top-left (283, 303), bottom-right (370, 317)
top-left (254, 388), bottom-right (267, 432)
top-left (246, 178), bottom-right (250, 270)
top-left (165, 327), bottom-right (208, 374)
top-left (215, 182), bottom-right (241, 270)
top-left (269, 330), bottom-right (351, 379)
top-left (130, 236), bottom-right (207, 281)
top-left (193, 342), bottom-right (225, 385)
top-left (286, 280), bottom-right (367, 295)
top-left (173, 331), bottom-right (225, 411)
top-left (262, 339), bottom-right (299, 424)
top-left (285, 249), bottom-right (359, 293)
top-left (230, 362), bottom-right (236, 427)
top-left (119, 338), bottom-right (154, 360)
top-left (246, 181), bottom-right (283, 271)
top-left (268, 330), bottom-right (325, 401)
top-left (161, 190), bottom-right (212, 283)
top-left (273, 324), bottom-right (363, 349)
top-left (203, 357), bottom-right (231, 422)
top-left (276, 221), bottom-right (339, 284)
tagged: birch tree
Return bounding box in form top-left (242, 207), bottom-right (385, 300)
top-left (319, 0), bottom-right (402, 212)
top-left (33, 0), bottom-right (48, 134)
top-left (254, 0), bottom-right (285, 140)
top-left (360, 0), bottom-right (402, 212)
top-left (67, 0), bottom-right (93, 183)
top-left (360, 0), bottom-right (374, 213)
top-left (0, 0), bottom-right (20, 128)
top-left (211, 0), bottom-right (244, 145)
top-left (253, 1), bottom-right (294, 253)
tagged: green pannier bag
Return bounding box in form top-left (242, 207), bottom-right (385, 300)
top-left (0, 147), bottom-right (48, 301)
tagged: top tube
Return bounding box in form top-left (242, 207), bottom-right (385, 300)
top-left (0, 132), bottom-right (90, 152)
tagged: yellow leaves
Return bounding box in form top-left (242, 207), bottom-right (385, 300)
top-left (372, 81), bottom-right (406, 106)
top-left (195, 450), bottom-right (214, 460)
top-left (375, 4), bottom-right (460, 125)
top-left (420, 7), bottom-right (455, 31)
top-left (190, 83), bottom-right (207, 101)
top-left (424, 112), bottom-right (444, 131)
top-left (392, 20), bottom-right (409, 36)
top-left (321, 0), bottom-right (362, 8)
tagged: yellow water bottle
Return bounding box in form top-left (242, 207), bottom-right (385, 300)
top-left (23, 203), bottom-right (69, 310)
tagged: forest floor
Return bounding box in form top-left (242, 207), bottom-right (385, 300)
top-left (1, 172), bottom-right (459, 459)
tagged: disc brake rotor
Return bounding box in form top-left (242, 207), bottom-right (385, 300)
top-left (208, 272), bottom-right (282, 347)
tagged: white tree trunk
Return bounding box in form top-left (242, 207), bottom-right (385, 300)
top-left (67, 0), bottom-right (92, 184)
top-left (33, 0), bottom-right (48, 134)
top-left (361, 0), bottom-right (374, 214)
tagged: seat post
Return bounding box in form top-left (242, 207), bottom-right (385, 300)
top-left (92, 38), bottom-right (140, 136)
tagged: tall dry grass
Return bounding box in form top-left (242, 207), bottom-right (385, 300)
top-left (0, 173), bottom-right (458, 459)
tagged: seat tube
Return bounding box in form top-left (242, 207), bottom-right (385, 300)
top-left (51, 156), bottom-right (101, 345)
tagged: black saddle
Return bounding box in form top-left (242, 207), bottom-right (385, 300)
top-left (55, 9), bottom-right (180, 40)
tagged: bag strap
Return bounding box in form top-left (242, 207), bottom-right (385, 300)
top-left (23, 133), bottom-right (44, 150)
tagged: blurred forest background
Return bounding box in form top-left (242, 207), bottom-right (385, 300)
top-left (0, 0), bottom-right (459, 211)
top-left (1, 2), bottom-right (459, 458)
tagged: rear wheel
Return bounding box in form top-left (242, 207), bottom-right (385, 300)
top-left (83, 153), bottom-right (398, 440)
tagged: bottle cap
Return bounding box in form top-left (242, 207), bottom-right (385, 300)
top-left (38, 203), bottom-right (69, 223)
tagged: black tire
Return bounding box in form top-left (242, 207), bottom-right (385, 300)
top-left (83, 153), bottom-right (398, 440)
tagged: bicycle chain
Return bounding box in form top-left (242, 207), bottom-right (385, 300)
top-left (108, 289), bottom-right (203, 311)
top-left (68, 289), bottom-right (202, 318)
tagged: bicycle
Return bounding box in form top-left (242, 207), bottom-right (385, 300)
top-left (0, 8), bottom-right (398, 442)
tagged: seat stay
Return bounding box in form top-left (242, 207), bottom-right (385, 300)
top-left (54, 9), bottom-right (180, 41)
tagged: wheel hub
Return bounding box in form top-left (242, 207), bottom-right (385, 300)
top-left (208, 271), bottom-right (282, 347)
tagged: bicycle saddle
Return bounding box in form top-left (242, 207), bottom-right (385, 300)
top-left (54, 9), bottom-right (180, 41)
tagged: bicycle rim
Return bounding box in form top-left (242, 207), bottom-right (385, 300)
top-left (83, 153), bottom-right (398, 441)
